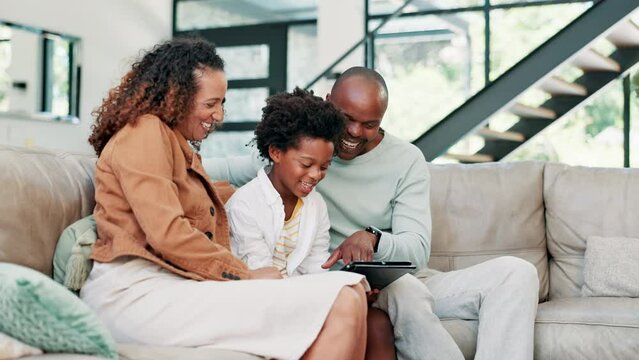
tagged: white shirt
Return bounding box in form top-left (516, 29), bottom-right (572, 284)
top-left (225, 167), bottom-right (331, 276)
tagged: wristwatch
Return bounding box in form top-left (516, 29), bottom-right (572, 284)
top-left (365, 226), bottom-right (382, 253)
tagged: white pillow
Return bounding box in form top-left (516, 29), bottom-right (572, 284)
top-left (0, 332), bottom-right (42, 359)
top-left (582, 236), bottom-right (639, 297)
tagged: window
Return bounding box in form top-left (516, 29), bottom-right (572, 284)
top-left (42, 34), bottom-right (78, 117)
top-left (0, 24), bottom-right (10, 112)
top-left (0, 21), bottom-right (80, 120)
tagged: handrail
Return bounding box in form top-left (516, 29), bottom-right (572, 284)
top-left (412, 0), bottom-right (639, 160)
top-left (303, 0), bottom-right (413, 90)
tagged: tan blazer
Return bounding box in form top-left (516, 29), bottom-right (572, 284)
top-left (91, 114), bottom-right (249, 281)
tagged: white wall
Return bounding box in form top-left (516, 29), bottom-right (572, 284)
top-left (315, 0), bottom-right (365, 96)
top-left (0, 0), bottom-right (173, 154)
top-left (318, 0), bottom-right (364, 71)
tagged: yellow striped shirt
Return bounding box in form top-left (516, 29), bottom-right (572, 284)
top-left (272, 198), bottom-right (303, 276)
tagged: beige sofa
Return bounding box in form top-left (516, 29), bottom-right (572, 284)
top-left (1, 144), bottom-right (638, 359)
top-left (0, 145), bottom-right (260, 360)
top-left (429, 161), bottom-right (639, 359)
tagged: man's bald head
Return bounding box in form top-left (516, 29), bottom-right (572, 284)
top-left (331, 66), bottom-right (389, 109)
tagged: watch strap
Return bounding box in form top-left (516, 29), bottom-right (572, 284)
top-left (365, 226), bottom-right (382, 253)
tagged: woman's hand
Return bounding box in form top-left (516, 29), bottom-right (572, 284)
top-left (248, 266), bottom-right (284, 280)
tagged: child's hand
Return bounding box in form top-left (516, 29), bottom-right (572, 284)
top-left (248, 267), bottom-right (284, 280)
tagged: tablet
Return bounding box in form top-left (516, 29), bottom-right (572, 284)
top-left (341, 261), bottom-right (416, 289)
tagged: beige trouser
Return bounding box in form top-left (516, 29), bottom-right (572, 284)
top-left (373, 256), bottom-right (539, 360)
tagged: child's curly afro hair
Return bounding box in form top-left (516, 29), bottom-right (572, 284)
top-left (254, 87), bottom-right (345, 161)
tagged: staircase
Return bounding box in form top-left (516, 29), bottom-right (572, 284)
top-left (413, 0), bottom-right (639, 163)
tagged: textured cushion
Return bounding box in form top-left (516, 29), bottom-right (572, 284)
top-left (0, 146), bottom-right (96, 276)
top-left (582, 236), bottom-right (639, 297)
top-left (544, 163), bottom-right (639, 299)
top-left (0, 263), bottom-right (117, 359)
top-left (0, 332), bottom-right (43, 359)
top-left (428, 161), bottom-right (548, 300)
top-left (53, 215), bottom-right (97, 291)
top-left (16, 355), bottom-right (100, 359)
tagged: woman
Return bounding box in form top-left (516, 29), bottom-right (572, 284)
top-left (81, 38), bottom-right (368, 360)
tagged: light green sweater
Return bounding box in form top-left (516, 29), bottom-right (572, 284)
top-left (203, 132), bottom-right (432, 270)
top-left (317, 133), bottom-right (431, 270)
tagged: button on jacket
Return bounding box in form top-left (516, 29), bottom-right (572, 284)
top-left (225, 166), bottom-right (331, 276)
top-left (91, 115), bottom-right (249, 281)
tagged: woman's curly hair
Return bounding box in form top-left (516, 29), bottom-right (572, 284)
top-left (254, 87), bottom-right (345, 161)
top-left (88, 37), bottom-right (224, 155)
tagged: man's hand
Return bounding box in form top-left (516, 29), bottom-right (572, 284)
top-left (248, 266), bottom-right (283, 280)
top-left (322, 230), bottom-right (377, 268)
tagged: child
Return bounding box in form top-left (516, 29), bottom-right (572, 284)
top-left (226, 88), bottom-right (345, 277)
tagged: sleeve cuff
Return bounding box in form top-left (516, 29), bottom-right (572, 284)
top-left (375, 232), bottom-right (392, 260)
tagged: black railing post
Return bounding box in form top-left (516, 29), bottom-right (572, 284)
top-left (484, 0), bottom-right (491, 85)
top-left (624, 74), bottom-right (630, 168)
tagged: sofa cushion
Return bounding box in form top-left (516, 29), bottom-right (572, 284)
top-left (441, 319), bottom-right (477, 360)
top-left (117, 344), bottom-right (263, 360)
top-left (23, 342), bottom-right (270, 359)
top-left (535, 297), bottom-right (639, 359)
top-left (582, 236), bottom-right (639, 297)
top-left (0, 263), bottom-right (117, 359)
top-left (544, 163), bottom-right (639, 299)
top-left (0, 146), bottom-right (96, 276)
top-left (428, 161), bottom-right (548, 300)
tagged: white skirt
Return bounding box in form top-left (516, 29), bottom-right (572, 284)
top-left (80, 257), bottom-right (366, 360)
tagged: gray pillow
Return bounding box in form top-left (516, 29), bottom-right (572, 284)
top-left (582, 236), bottom-right (639, 297)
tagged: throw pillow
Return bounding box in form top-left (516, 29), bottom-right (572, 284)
top-left (53, 215), bottom-right (97, 291)
top-left (0, 332), bottom-right (43, 359)
top-left (0, 263), bottom-right (118, 359)
top-left (582, 236), bottom-right (639, 297)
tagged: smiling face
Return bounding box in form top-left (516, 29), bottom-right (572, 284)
top-left (268, 136), bottom-right (334, 201)
top-left (327, 76), bottom-right (387, 160)
top-left (176, 67), bottom-right (227, 141)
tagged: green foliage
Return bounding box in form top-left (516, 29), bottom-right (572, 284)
top-left (632, 71), bottom-right (639, 98)
top-left (582, 88), bottom-right (622, 138)
top-left (490, 4), bottom-right (589, 79)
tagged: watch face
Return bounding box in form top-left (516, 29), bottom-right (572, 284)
top-left (366, 226), bottom-right (381, 237)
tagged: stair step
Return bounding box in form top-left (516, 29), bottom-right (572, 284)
top-left (571, 48), bottom-right (621, 72)
top-left (444, 153), bottom-right (494, 163)
top-left (606, 20), bottom-right (639, 48)
top-left (478, 128), bottom-right (525, 142)
top-left (509, 103), bottom-right (557, 119)
top-left (538, 76), bottom-right (587, 96)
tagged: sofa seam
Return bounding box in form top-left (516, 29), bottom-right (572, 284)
top-left (431, 248), bottom-right (546, 256)
top-left (535, 320), bottom-right (639, 329)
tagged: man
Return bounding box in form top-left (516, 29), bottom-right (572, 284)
top-left (205, 66), bottom-right (539, 360)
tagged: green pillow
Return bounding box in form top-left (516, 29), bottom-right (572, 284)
top-left (0, 262), bottom-right (118, 359)
top-left (53, 215), bottom-right (97, 291)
